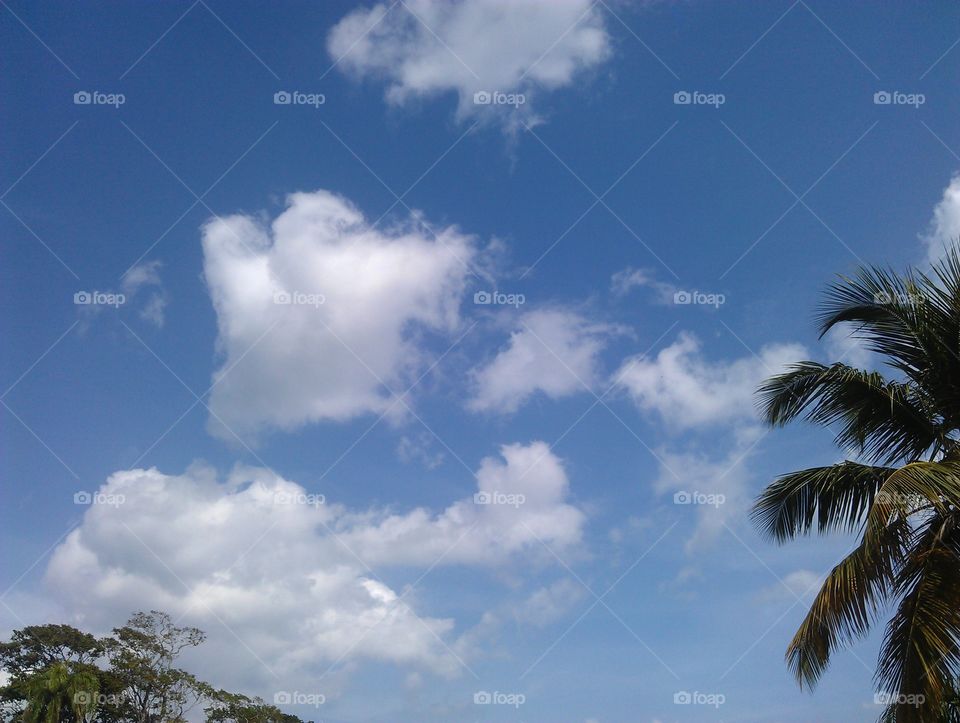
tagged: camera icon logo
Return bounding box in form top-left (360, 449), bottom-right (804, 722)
top-left (74, 291), bottom-right (92, 305)
top-left (274, 491), bottom-right (293, 505)
top-left (474, 691), bottom-right (492, 704)
top-left (74, 491), bottom-right (93, 505)
top-left (673, 491), bottom-right (692, 505)
top-left (873, 291), bottom-right (892, 304)
top-left (873, 91), bottom-right (892, 105)
top-left (673, 91), bottom-right (692, 105)
top-left (273, 291), bottom-right (292, 304)
top-left (74, 692), bottom-right (93, 706)
top-left (273, 692), bottom-right (291, 705)
top-left (674, 691), bottom-right (692, 704)
top-left (473, 91), bottom-right (491, 105)
top-left (474, 290), bottom-right (492, 304)
top-left (673, 290), bottom-right (691, 304)
top-left (274, 91), bottom-right (292, 105)
top-left (74, 91), bottom-right (92, 105)
top-left (474, 491), bottom-right (492, 505)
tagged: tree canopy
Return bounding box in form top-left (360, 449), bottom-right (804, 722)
top-left (0, 612), bottom-right (307, 723)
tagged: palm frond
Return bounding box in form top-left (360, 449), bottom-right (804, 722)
top-left (818, 253), bottom-right (960, 430)
top-left (817, 264), bottom-right (931, 377)
top-left (752, 462), bottom-right (895, 542)
top-left (757, 363), bottom-right (939, 464)
top-left (866, 462), bottom-right (960, 527)
top-left (786, 515), bottom-right (909, 689)
top-left (875, 512), bottom-right (960, 722)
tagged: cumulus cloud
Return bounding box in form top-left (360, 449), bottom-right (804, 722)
top-left (338, 441), bottom-right (585, 565)
top-left (615, 333), bottom-right (806, 551)
top-left (614, 333), bottom-right (806, 430)
top-left (467, 309), bottom-right (614, 413)
top-left (201, 189), bottom-right (476, 441)
top-left (44, 442), bottom-right (584, 689)
top-left (327, 0), bottom-right (610, 129)
top-left (921, 173), bottom-right (960, 265)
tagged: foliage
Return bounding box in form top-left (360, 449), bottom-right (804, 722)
top-left (754, 248), bottom-right (960, 722)
top-left (0, 613), bottom-right (304, 723)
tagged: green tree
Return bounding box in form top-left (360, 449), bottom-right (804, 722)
top-left (204, 691), bottom-right (306, 723)
top-left (753, 250), bottom-right (960, 722)
top-left (21, 662), bottom-right (99, 723)
top-left (0, 625), bottom-right (109, 723)
top-left (1, 614), bottom-right (306, 723)
top-left (103, 612), bottom-right (205, 723)
top-left (0, 625), bottom-right (104, 680)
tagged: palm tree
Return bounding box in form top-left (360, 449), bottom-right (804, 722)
top-left (752, 249), bottom-right (960, 723)
top-left (22, 662), bottom-right (99, 723)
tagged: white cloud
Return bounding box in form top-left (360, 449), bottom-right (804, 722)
top-left (822, 325), bottom-right (874, 370)
top-left (610, 267), bottom-right (677, 303)
top-left (338, 441), bottom-right (585, 565)
top-left (615, 333), bottom-right (806, 430)
top-left (654, 426), bottom-right (762, 552)
top-left (615, 333), bottom-right (806, 551)
top-left (468, 309), bottom-right (613, 413)
top-left (397, 432), bottom-right (445, 469)
top-left (513, 578), bottom-right (586, 627)
top-left (76, 261), bottom-right (167, 331)
top-left (327, 0), bottom-right (610, 129)
top-left (44, 442), bottom-right (583, 690)
top-left (122, 260), bottom-right (168, 328)
top-left (122, 259), bottom-right (163, 291)
top-left (779, 568), bottom-right (822, 598)
top-left (920, 173), bottom-right (960, 265)
top-left (756, 569), bottom-right (822, 604)
top-left (201, 189), bottom-right (475, 441)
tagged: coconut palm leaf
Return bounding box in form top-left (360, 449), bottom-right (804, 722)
top-left (875, 513), bottom-right (960, 723)
top-left (786, 514), bottom-right (910, 688)
top-left (754, 246), bottom-right (960, 722)
top-left (752, 462), bottom-right (896, 542)
top-left (757, 363), bottom-right (939, 464)
top-left (865, 462), bottom-right (960, 526)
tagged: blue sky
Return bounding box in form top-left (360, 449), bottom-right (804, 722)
top-left (2, 1), bottom-right (960, 721)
